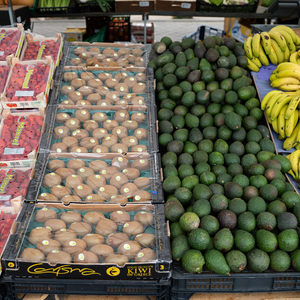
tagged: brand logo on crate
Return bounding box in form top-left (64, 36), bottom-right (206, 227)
top-left (106, 267), bottom-right (120, 276)
top-left (127, 265), bottom-right (153, 277)
top-left (8, 262), bottom-right (15, 268)
top-left (0, 172), bottom-right (13, 193)
top-left (12, 119), bottom-right (25, 146)
top-left (22, 65), bottom-right (35, 89)
top-left (37, 42), bottom-right (47, 60)
top-left (0, 33), bottom-right (5, 41)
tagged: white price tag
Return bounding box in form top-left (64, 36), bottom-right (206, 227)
top-left (0, 51), bottom-right (4, 56)
top-left (181, 2), bottom-right (191, 8)
top-left (4, 148), bottom-right (25, 155)
top-left (15, 91), bottom-right (34, 97)
top-left (0, 196), bottom-right (11, 201)
top-left (140, 1), bottom-right (149, 6)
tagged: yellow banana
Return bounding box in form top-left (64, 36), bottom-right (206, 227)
top-left (285, 95), bottom-right (300, 119)
top-left (270, 94), bottom-right (292, 121)
top-left (271, 39), bottom-right (284, 64)
top-left (271, 77), bottom-right (300, 88)
top-left (284, 120), bottom-right (300, 150)
top-left (269, 31), bottom-right (287, 52)
top-left (275, 62), bottom-right (300, 72)
top-left (252, 33), bottom-right (261, 58)
top-left (283, 47), bottom-right (290, 62)
top-left (288, 150), bottom-right (298, 175)
top-left (261, 90), bottom-right (283, 110)
top-left (269, 74), bottom-right (277, 82)
top-left (295, 34), bottom-right (300, 46)
top-left (290, 52), bottom-right (299, 64)
top-left (272, 118), bottom-right (279, 133)
top-left (258, 43), bottom-right (269, 66)
top-left (288, 168), bottom-right (296, 178)
top-left (266, 93), bottom-right (286, 117)
top-left (267, 44), bottom-right (278, 65)
top-left (261, 32), bottom-right (272, 55)
top-left (247, 58), bottom-right (259, 72)
top-left (251, 57), bottom-right (262, 68)
top-left (273, 25), bottom-right (298, 44)
top-left (290, 41), bottom-right (297, 54)
top-left (278, 104), bottom-right (288, 138)
top-left (285, 109), bottom-right (298, 137)
top-left (275, 69), bottom-right (300, 80)
top-left (274, 29), bottom-right (294, 51)
top-left (297, 57), bottom-right (300, 66)
top-left (278, 84), bottom-right (300, 92)
top-left (296, 143), bottom-right (300, 150)
top-left (278, 135), bottom-right (285, 140)
top-left (244, 37), bottom-right (253, 59)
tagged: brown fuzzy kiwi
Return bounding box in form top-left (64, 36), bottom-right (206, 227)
top-left (97, 99), bottom-right (112, 106)
top-left (131, 112), bottom-right (146, 123)
top-left (69, 222), bottom-right (92, 237)
top-left (120, 183), bottom-right (138, 198)
top-left (20, 248), bottom-right (45, 262)
top-left (64, 118), bottom-right (81, 131)
top-left (122, 221), bottom-right (144, 237)
top-left (117, 58), bottom-right (129, 67)
top-left (67, 159), bottom-right (86, 170)
top-left (99, 166), bottom-right (118, 180)
top-left (76, 100), bottom-right (92, 106)
top-left (131, 145), bottom-right (148, 152)
top-left (53, 126), bottom-right (70, 139)
top-left (54, 229), bottom-right (77, 246)
top-left (135, 248), bottom-right (156, 263)
top-left (111, 157), bottom-right (130, 171)
top-left (43, 173), bottom-right (62, 188)
top-left (96, 86), bottom-right (109, 96)
top-left (82, 234), bottom-right (104, 248)
top-left (92, 112), bottom-right (108, 123)
top-left (87, 78), bottom-right (102, 89)
top-left (133, 177), bottom-right (151, 190)
top-left (36, 208), bottom-right (57, 223)
top-left (131, 96), bottom-right (145, 105)
top-left (124, 77), bottom-right (137, 88)
top-left (55, 168), bottom-right (75, 179)
top-left (79, 52), bottom-right (92, 61)
top-left (88, 47), bottom-right (101, 54)
top-left (125, 54), bottom-right (136, 64)
top-left (87, 174), bottom-right (106, 190)
top-left (122, 93), bottom-right (136, 102)
top-left (80, 137), bottom-right (99, 150)
top-left (38, 193), bottom-right (58, 201)
top-left (114, 72), bottom-right (128, 82)
top-left (62, 137), bottom-right (78, 148)
top-left (61, 85), bottom-right (75, 95)
top-left (68, 91), bottom-right (83, 102)
top-left (117, 241), bottom-right (141, 260)
top-left (109, 195), bottom-right (128, 204)
top-left (132, 49), bottom-right (144, 57)
top-left (63, 239), bottom-right (87, 255)
top-left (89, 160), bottom-right (108, 172)
top-left (131, 159), bottom-right (150, 170)
top-left (69, 146), bottom-right (89, 154)
top-left (90, 244), bottom-right (114, 260)
top-left (103, 58), bottom-right (114, 65)
top-left (115, 100), bottom-right (129, 106)
top-left (104, 78), bottom-right (118, 89)
top-left (74, 47), bottom-right (86, 55)
top-left (91, 128), bottom-right (107, 140)
top-left (95, 218), bottom-right (117, 236)
top-left (71, 78), bottom-right (86, 89)
top-left (122, 120), bottom-right (139, 130)
top-left (103, 120), bottom-right (119, 131)
top-left (74, 250), bottom-right (98, 263)
top-left (78, 86), bottom-right (93, 96)
top-left (80, 71), bottom-right (94, 81)
top-left (106, 232), bottom-right (129, 248)
top-left (105, 91), bottom-right (120, 103)
top-left (102, 48), bottom-right (116, 57)
top-left (134, 128), bottom-right (148, 140)
top-left (98, 185), bottom-right (118, 200)
top-left (70, 57), bottom-right (82, 66)
top-left (111, 126), bottom-right (128, 139)
top-left (44, 219), bottom-right (66, 232)
top-left (111, 143), bottom-right (128, 154)
top-left (36, 238), bottom-right (61, 255)
top-left (132, 190), bottom-right (151, 203)
top-left (60, 100), bottom-right (74, 106)
top-left (83, 212), bottom-right (105, 225)
top-left (97, 72), bottom-right (113, 81)
top-left (135, 57), bottom-right (145, 67)
top-left (111, 52), bottom-right (120, 61)
top-left (61, 195), bottom-right (82, 204)
top-left (118, 48), bottom-right (131, 55)
top-left (105, 254), bottom-right (129, 266)
top-left (114, 83), bottom-right (129, 94)
top-left (77, 167), bottom-right (94, 180)
top-left (92, 145), bottom-right (109, 154)
top-left (122, 168), bottom-right (140, 180)
top-left (133, 212), bottom-right (154, 226)
top-left (29, 227), bottom-right (52, 245)
top-left (73, 184), bottom-right (93, 199)
top-left (48, 160), bottom-right (65, 171)
top-left (110, 173), bottom-right (129, 189)
top-left (63, 72), bottom-right (78, 82)
top-left (134, 233), bottom-right (156, 248)
top-left (85, 194), bottom-right (106, 202)
top-left (110, 211), bottom-right (131, 226)
top-left (71, 129), bottom-right (89, 140)
top-left (60, 211), bottom-right (82, 224)
top-left (83, 120), bottom-right (98, 131)
top-left (51, 185), bottom-right (72, 199)
top-left (114, 110), bottom-right (129, 123)
top-left (101, 135), bottom-right (118, 148)
top-left (74, 109), bottom-right (91, 122)
top-left (47, 250), bottom-right (72, 264)
top-left (87, 93), bottom-right (101, 104)
top-left (121, 136), bottom-right (138, 148)
top-left (135, 72), bottom-right (146, 82)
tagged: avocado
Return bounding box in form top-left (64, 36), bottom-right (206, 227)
top-left (193, 183), bottom-right (212, 201)
top-left (179, 212), bottom-right (200, 232)
top-left (215, 68), bottom-right (229, 82)
top-left (163, 175), bottom-right (181, 194)
top-left (249, 175), bottom-right (268, 190)
top-left (194, 41), bottom-right (206, 59)
top-left (243, 186), bottom-right (259, 201)
top-left (163, 165), bottom-right (178, 178)
top-left (167, 140), bottom-right (184, 155)
top-left (203, 36), bottom-right (215, 49)
top-left (193, 81), bottom-right (206, 93)
top-left (245, 98), bottom-right (260, 110)
top-left (247, 196), bottom-right (267, 215)
top-left (237, 56), bottom-right (248, 68)
top-left (238, 211), bottom-right (256, 232)
top-left (268, 200), bottom-right (287, 217)
top-left (218, 210), bottom-right (237, 229)
top-left (238, 86), bottom-right (253, 101)
top-left (214, 228), bottom-right (234, 252)
top-left (260, 184), bottom-right (278, 203)
top-left (245, 142), bottom-right (261, 155)
top-left (227, 53), bottom-right (237, 69)
top-left (171, 235), bottom-right (190, 261)
top-left (217, 56), bottom-right (230, 68)
top-left (171, 115), bottom-right (185, 130)
top-left (282, 191), bottom-right (300, 209)
top-left (226, 250), bottom-right (247, 273)
top-left (235, 229), bottom-right (255, 253)
top-left (234, 103), bottom-right (249, 118)
top-left (257, 212), bottom-right (277, 231)
top-left (247, 248), bottom-right (270, 272)
top-left (286, 182), bottom-right (295, 191)
top-left (179, 81), bottom-right (193, 93)
top-left (170, 222), bottom-right (185, 239)
top-left (201, 69), bottom-right (215, 83)
top-left (198, 139), bottom-right (214, 153)
top-left (158, 108), bottom-right (174, 121)
top-left (186, 57), bottom-right (199, 71)
top-left (190, 105), bottom-right (206, 118)
top-left (224, 182), bottom-right (243, 199)
top-left (232, 127), bottom-right (247, 142)
top-left (195, 163), bottom-right (210, 178)
top-left (184, 48), bottom-right (195, 60)
top-left (291, 249), bottom-right (300, 271)
top-left (200, 172), bottom-right (216, 185)
top-left (182, 249), bottom-right (205, 274)
top-left (241, 154), bottom-right (258, 170)
top-left (200, 215), bottom-right (220, 236)
top-left (261, 159), bottom-right (281, 171)
top-left (159, 133), bottom-right (173, 148)
top-left (181, 91), bottom-right (195, 108)
top-left (222, 105), bottom-right (235, 115)
top-left (256, 125), bottom-right (270, 139)
top-left (224, 153), bottom-right (241, 166)
top-left (278, 229), bottom-right (299, 252)
top-left (233, 76), bottom-right (248, 92)
top-left (162, 151), bottom-right (177, 167)
top-left (162, 62), bottom-right (177, 75)
top-left (178, 164), bottom-right (194, 180)
top-left (232, 174), bottom-right (249, 188)
top-left (277, 212), bottom-right (298, 231)
top-left (174, 105), bottom-right (188, 116)
top-left (156, 53), bottom-right (175, 68)
top-left (214, 113), bottom-right (226, 128)
top-left (210, 194), bottom-right (229, 213)
top-left (245, 163), bottom-right (265, 176)
top-left (205, 249), bottom-right (231, 275)
top-left (225, 112), bottom-right (241, 131)
top-left (220, 78), bottom-right (233, 92)
top-left (256, 229), bottom-right (278, 253)
top-left (182, 175), bottom-right (199, 191)
top-left (181, 37), bottom-right (195, 50)
top-left (229, 198), bottom-right (247, 215)
top-left (217, 125), bottom-right (232, 141)
top-left (217, 173), bottom-right (232, 186)
top-left (196, 90), bottom-right (210, 105)
top-left (169, 86), bottom-right (183, 101)
top-left (205, 48), bottom-right (219, 63)
top-left (230, 66), bottom-right (243, 80)
top-left (192, 199), bottom-right (211, 218)
top-left (259, 138), bottom-right (275, 153)
top-left (174, 187), bottom-right (193, 206)
top-left (173, 128), bottom-right (189, 142)
top-left (169, 41), bottom-right (181, 51)
top-left (175, 66), bottom-right (190, 81)
top-left (160, 36), bottom-right (172, 47)
top-left (188, 228), bottom-right (210, 251)
top-left (257, 151), bottom-right (276, 163)
top-left (272, 155), bottom-right (292, 173)
top-left (212, 165), bottom-right (227, 176)
top-left (178, 153), bottom-right (193, 166)
top-left (210, 183), bottom-right (224, 195)
top-left (211, 89), bottom-right (225, 104)
top-left (270, 250), bottom-right (291, 272)
top-left (164, 198), bottom-right (185, 222)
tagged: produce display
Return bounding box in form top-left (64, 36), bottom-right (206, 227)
top-left (0, 212), bottom-right (17, 254)
top-left (0, 64), bottom-right (10, 94)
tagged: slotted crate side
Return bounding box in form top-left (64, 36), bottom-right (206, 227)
top-left (182, 26), bottom-right (225, 41)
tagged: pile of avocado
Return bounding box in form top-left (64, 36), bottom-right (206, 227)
top-left (149, 35), bottom-right (300, 275)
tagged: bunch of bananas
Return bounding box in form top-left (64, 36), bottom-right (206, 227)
top-left (286, 150), bottom-right (300, 180)
top-left (261, 89), bottom-right (300, 150)
top-left (244, 25), bottom-right (300, 72)
top-left (270, 62), bottom-right (300, 91)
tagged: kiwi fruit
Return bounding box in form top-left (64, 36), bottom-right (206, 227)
top-left (115, 72), bottom-right (128, 81)
top-left (90, 244), bottom-right (114, 260)
top-left (54, 228), bottom-right (77, 246)
top-left (78, 86), bottom-right (93, 96)
top-left (80, 137), bottom-right (99, 150)
top-left (131, 112), bottom-right (146, 123)
top-left (134, 233), bottom-right (156, 248)
top-left (92, 112), bottom-right (108, 123)
top-left (43, 173), bottom-right (62, 188)
top-left (62, 137), bottom-right (78, 148)
top-left (65, 174), bottom-right (83, 189)
top-left (44, 219), bottom-right (66, 232)
top-left (124, 77), bottom-right (137, 88)
top-left (114, 110), bottom-right (130, 123)
top-left (51, 185), bottom-right (72, 199)
top-left (101, 134), bottom-right (118, 148)
top-left (122, 168), bottom-right (140, 180)
top-left (53, 126), bottom-right (70, 139)
top-left (96, 86), bottom-right (109, 96)
top-left (48, 160), bottom-right (65, 171)
top-left (74, 250), bottom-right (98, 263)
top-left (76, 100), bottom-right (91, 106)
top-left (83, 212), bottom-right (105, 225)
top-left (105, 254), bottom-right (129, 266)
top-left (36, 238), bottom-right (61, 255)
top-left (65, 118), bottom-right (81, 131)
top-left (131, 145), bottom-right (148, 152)
top-left (87, 93), bottom-right (101, 104)
top-left (132, 190), bottom-right (151, 202)
top-left (121, 136), bottom-right (138, 148)
top-left (82, 233), bottom-right (104, 248)
top-left (81, 72), bottom-right (94, 81)
top-left (71, 129), bottom-right (89, 140)
top-left (20, 248), bottom-right (45, 262)
top-left (109, 195), bottom-right (128, 204)
top-left (67, 159), bottom-right (86, 170)
top-left (55, 168), bottom-right (75, 179)
top-left (135, 57), bottom-right (145, 67)
top-left (131, 159), bottom-right (150, 170)
top-left (83, 120), bottom-right (98, 131)
top-left (105, 78), bottom-right (118, 89)
top-left (56, 112), bottom-right (71, 123)
top-left (131, 96), bottom-right (145, 105)
top-left (79, 52), bottom-right (92, 61)
top-left (97, 72), bottom-right (113, 81)
top-left (63, 72), bottom-right (78, 82)
top-left (120, 182), bottom-right (138, 197)
top-left (134, 128), bottom-right (148, 140)
top-left (118, 48), bottom-right (130, 55)
top-left (111, 157), bottom-right (130, 171)
top-left (110, 211), bottom-right (131, 226)
top-left (61, 195), bottom-right (82, 204)
top-left (135, 248), bottom-right (156, 263)
top-left (114, 83), bottom-right (129, 94)
top-left (123, 93), bottom-right (136, 102)
top-left (73, 184), bottom-right (93, 199)
top-left (89, 160), bottom-right (108, 172)
top-left (111, 143), bottom-right (128, 154)
top-left (70, 57), bottom-right (82, 66)
top-left (92, 145), bottom-right (109, 154)
top-left (88, 47), bottom-right (101, 54)
top-left (110, 173), bottom-right (129, 189)
top-left (133, 212), bottom-right (154, 226)
top-left (35, 208), bottom-right (57, 223)
top-left (95, 218), bottom-right (117, 236)
top-left (74, 109), bottom-right (91, 122)
top-left (61, 100), bottom-right (74, 106)
top-left (103, 120), bottom-right (119, 131)
top-left (122, 221), bottom-right (144, 236)
top-left (92, 128), bottom-right (108, 140)
top-left (115, 100), bottom-right (129, 106)
top-left (29, 227), bottom-right (52, 245)
top-left (47, 250), bottom-right (72, 264)
top-left (87, 174), bottom-right (106, 190)
top-left (60, 211), bottom-right (82, 224)
top-left (74, 47), bottom-right (86, 55)
top-left (69, 222), bottom-right (92, 237)
top-left (133, 177), bottom-right (150, 189)
top-left (106, 232), bottom-right (129, 248)
top-left (38, 193), bottom-right (58, 201)
top-left (105, 91), bottom-right (120, 103)
top-left (99, 166), bottom-right (118, 180)
top-left (122, 120), bottom-right (138, 130)
top-left (135, 72), bottom-right (146, 82)
top-left (77, 167), bottom-right (94, 180)
top-left (118, 241), bottom-right (141, 260)
top-left (63, 238), bottom-right (87, 256)
top-left (86, 194), bottom-right (106, 202)
top-left (68, 91), bottom-right (83, 102)
top-left (117, 58), bottom-right (129, 67)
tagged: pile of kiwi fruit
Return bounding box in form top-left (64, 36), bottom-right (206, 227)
top-left (38, 157), bottom-right (153, 203)
top-left (69, 47), bottom-right (146, 68)
top-left (20, 206), bottom-right (156, 266)
top-left (51, 108), bottom-right (149, 154)
top-left (59, 70), bottom-right (147, 106)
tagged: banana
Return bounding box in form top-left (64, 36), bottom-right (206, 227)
top-left (283, 47), bottom-right (290, 62)
top-left (261, 32), bottom-right (272, 55)
top-left (284, 120), bottom-right (300, 149)
top-left (296, 143), bottom-right (300, 150)
top-left (261, 90), bottom-right (284, 110)
top-left (275, 69), bottom-right (300, 80)
top-left (278, 84), bottom-right (300, 92)
top-left (269, 74), bottom-right (277, 82)
top-left (273, 25), bottom-right (298, 44)
top-left (290, 52), bottom-right (299, 64)
top-left (285, 108), bottom-right (298, 137)
top-left (271, 39), bottom-right (284, 64)
top-left (266, 93), bottom-right (286, 118)
top-left (270, 94), bottom-right (292, 120)
top-left (295, 34), bottom-right (300, 46)
top-left (272, 118), bottom-right (279, 133)
top-left (285, 95), bottom-right (300, 119)
top-left (271, 77), bottom-right (300, 88)
top-left (251, 57), bottom-right (262, 68)
top-left (269, 31), bottom-right (287, 52)
top-left (288, 149), bottom-right (300, 177)
top-left (288, 168), bottom-right (296, 178)
top-left (244, 37), bottom-right (253, 59)
top-left (274, 29), bottom-right (294, 51)
top-left (267, 44), bottom-right (278, 65)
top-left (278, 104), bottom-right (288, 138)
top-left (276, 62), bottom-right (300, 72)
top-left (290, 41), bottom-right (297, 54)
top-left (258, 43), bottom-right (269, 66)
top-left (252, 33), bottom-right (261, 58)
top-left (297, 57), bottom-right (300, 66)
top-left (247, 58), bottom-right (259, 72)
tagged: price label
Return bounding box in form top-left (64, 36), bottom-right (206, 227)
top-left (0, 196), bottom-right (11, 201)
top-left (4, 148), bottom-right (25, 155)
top-left (15, 91), bottom-right (34, 97)
top-left (181, 2), bottom-right (191, 8)
top-left (0, 51), bottom-right (4, 56)
top-left (140, 1), bottom-right (149, 6)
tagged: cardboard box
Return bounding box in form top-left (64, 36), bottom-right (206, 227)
top-left (226, 18), bottom-right (252, 42)
top-left (64, 28), bottom-right (87, 42)
top-left (155, 0), bottom-right (196, 11)
top-left (115, 0), bottom-right (155, 12)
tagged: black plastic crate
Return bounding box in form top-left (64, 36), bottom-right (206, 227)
top-left (182, 25), bottom-right (225, 41)
top-left (3, 276), bottom-right (170, 300)
top-left (35, 0), bottom-right (77, 14)
top-left (195, 0), bottom-right (258, 13)
top-left (77, 1), bottom-right (115, 13)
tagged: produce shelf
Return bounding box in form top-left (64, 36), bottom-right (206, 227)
top-left (182, 25), bottom-right (225, 41)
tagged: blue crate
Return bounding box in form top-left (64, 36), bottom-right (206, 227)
top-left (183, 25), bottom-right (225, 42)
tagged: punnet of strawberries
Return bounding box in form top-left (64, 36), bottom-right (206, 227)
top-left (0, 115), bottom-right (43, 161)
top-left (0, 30), bottom-right (22, 61)
top-left (0, 65), bottom-right (10, 94)
top-left (0, 211), bottom-right (17, 253)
